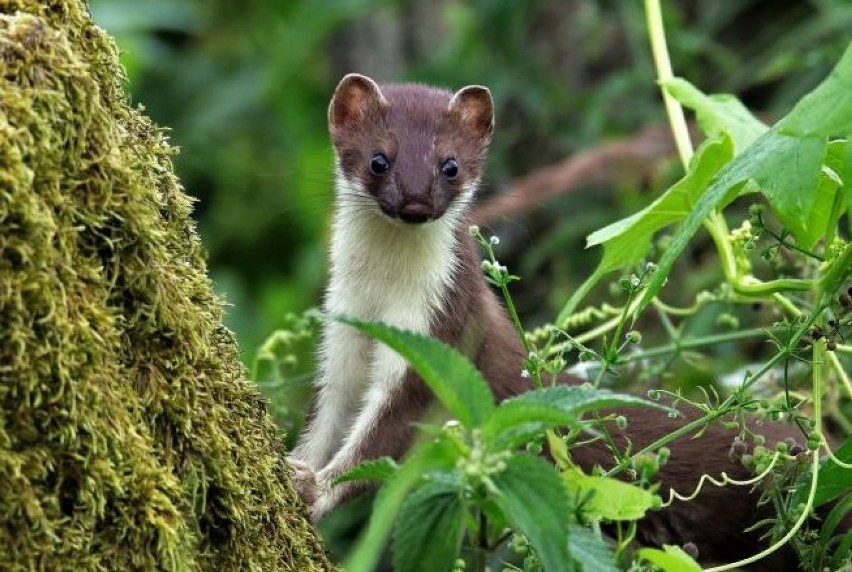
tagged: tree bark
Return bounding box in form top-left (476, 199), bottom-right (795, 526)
top-left (0, 1), bottom-right (332, 569)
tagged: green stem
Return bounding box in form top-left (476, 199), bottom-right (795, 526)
top-left (734, 277), bottom-right (813, 296)
top-left (645, 0), bottom-right (692, 168)
top-left (618, 327), bottom-right (780, 363)
top-left (758, 213), bottom-right (824, 261)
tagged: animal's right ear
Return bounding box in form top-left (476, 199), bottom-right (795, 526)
top-left (328, 74), bottom-right (386, 137)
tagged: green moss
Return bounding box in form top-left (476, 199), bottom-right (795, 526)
top-left (0, 1), bottom-right (332, 569)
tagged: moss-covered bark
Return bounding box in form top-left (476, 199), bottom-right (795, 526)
top-left (0, 1), bottom-right (332, 569)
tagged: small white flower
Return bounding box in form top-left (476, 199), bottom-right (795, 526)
top-left (468, 224), bottom-right (480, 237)
top-left (489, 235), bottom-right (500, 245)
top-left (630, 274), bottom-right (641, 287)
top-left (521, 369), bottom-right (530, 378)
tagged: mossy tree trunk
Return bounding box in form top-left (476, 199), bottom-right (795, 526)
top-left (0, 1), bottom-right (331, 569)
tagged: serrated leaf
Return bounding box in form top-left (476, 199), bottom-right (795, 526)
top-left (392, 480), bottom-right (465, 572)
top-left (335, 457), bottom-right (399, 485)
top-left (482, 401), bottom-right (586, 450)
top-left (499, 385), bottom-right (668, 416)
top-left (568, 524), bottom-right (618, 572)
top-left (640, 128), bottom-right (825, 310)
top-left (813, 437), bottom-right (852, 508)
top-left (563, 468), bottom-right (660, 521)
top-left (483, 386), bottom-right (667, 450)
top-left (664, 78), bottom-right (767, 151)
top-left (844, 136), bottom-right (852, 232)
top-left (339, 316), bottom-right (495, 428)
top-left (637, 545), bottom-right (702, 572)
top-left (820, 492), bottom-right (852, 545)
top-left (491, 454), bottom-right (573, 572)
top-left (345, 435), bottom-right (461, 572)
top-left (778, 41), bottom-right (852, 137)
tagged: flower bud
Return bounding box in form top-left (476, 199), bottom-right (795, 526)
top-left (626, 330), bottom-right (642, 344)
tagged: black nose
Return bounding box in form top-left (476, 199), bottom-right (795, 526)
top-left (398, 202), bottom-right (432, 224)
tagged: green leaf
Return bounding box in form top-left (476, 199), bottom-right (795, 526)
top-left (503, 385), bottom-right (667, 415)
top-left (563, 468), bottom-right (660, 521)
top-left (844, 136), bottom-right (852, 233)
top-left (568, 525), bottom-right (618, 572)
top-left (637, 545), bottom-right (702, 572)
top-left (585, 136), bottom-right (734, 275)
top-left (777, 41), bottom-right (852, 137)
top-left (814, 437), bottom-right (852, 508)
top-left (339, 316), bottom-right (495, 428)
top-left (664, 78), bottom-right (767, 151)
top-left (491, 454), bottom-right (573, 572)
top-left (484, 385), bottom-right (667, 449)
top-left (640, 128), bottom-right (824, 310)
top-left (345, 436), bottom-right (460, 572)
top-left (557, 135), bottom-right (735, 323)
top-left (820, 492), bottom-right (852, 545)
top-left (335, 457), bottom-right (399, 485)
top-left (484, 385), bottom-right (666, 449)
top-left (392, 480), bottom-right (465, 572)
top-left (482, 400), bottom-right (586, 450)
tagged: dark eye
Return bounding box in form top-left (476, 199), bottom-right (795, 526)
top-left (441, 158), bottom-right (459, 179)
top-left (370, 152), bottom-right (390, 175)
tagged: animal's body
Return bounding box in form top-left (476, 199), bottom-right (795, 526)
top-left (289, 74), bottom-right (820, 570)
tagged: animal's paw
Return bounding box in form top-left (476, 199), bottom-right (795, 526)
top-left (310, 468), bottom-right (340, 523)
top-left (287, 457), bottom-right (319, 507)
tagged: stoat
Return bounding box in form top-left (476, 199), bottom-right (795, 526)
top-left (289, 73), bottom-right (828, 570)
top-left (289, 73), bottom-right (523, 518)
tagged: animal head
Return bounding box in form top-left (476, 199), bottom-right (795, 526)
top-left (329, 73), bottom-right (494, 225)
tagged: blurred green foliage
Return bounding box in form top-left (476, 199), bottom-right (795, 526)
top-left (90, 0), bottom-right (852, 361)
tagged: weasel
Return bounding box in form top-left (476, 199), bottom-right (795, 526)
top-left (289, 74), bottom-right (827, 570)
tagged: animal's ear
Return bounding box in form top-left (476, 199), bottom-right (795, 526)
top-left (448, 85), bottom-right (494, 139)
top-left (328, 73), bottom-right (386, 136)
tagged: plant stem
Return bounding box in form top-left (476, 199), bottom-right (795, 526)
top-left (644, 0), bottom-right (692, 168)
top-left (618, 327), bottom-right (780, 363)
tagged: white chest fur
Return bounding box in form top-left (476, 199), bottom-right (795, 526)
top-left (293, 173), bottom-right (467, 470)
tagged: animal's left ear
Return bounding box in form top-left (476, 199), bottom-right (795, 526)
top-left (448, 85), bottom-right (494, 139)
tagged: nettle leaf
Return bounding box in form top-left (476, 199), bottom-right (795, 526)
top-left (503, 385), bottom-right (668, 415)
top-left (568, 524), bottom-right (618, 572)
top-left (482, 401), bottom-right (586, 450)
top-left (813, 437), bottom-right (852, 508)
top-left (484, 386), bottom-right (667, 449)
top-left (335, 457), bottom-right (399, 485)
top-left (563, 468), bottom-right (660, 521)
top-left (346, 436), bottom-right (460, 572)
top-left (637, 545), bottom-right (702, 572)
top-left (491, 454), bottom-right (573, 572)
top-left (663, 77), bottom-right (767, 151)
top-left (392, 480), bottom-right (465, 572)
top-left (339, 316), bottom-right (495, 428)
top-left (777, 41), bottom-right (852, 137)
top-left (843, 137), bottom-right (852, 230)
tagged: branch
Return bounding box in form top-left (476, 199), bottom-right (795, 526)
top-left (474, 124), bottom-right (689, 224)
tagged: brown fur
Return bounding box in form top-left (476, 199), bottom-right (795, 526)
top-left (312, 78), bottom-right (838, 570)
